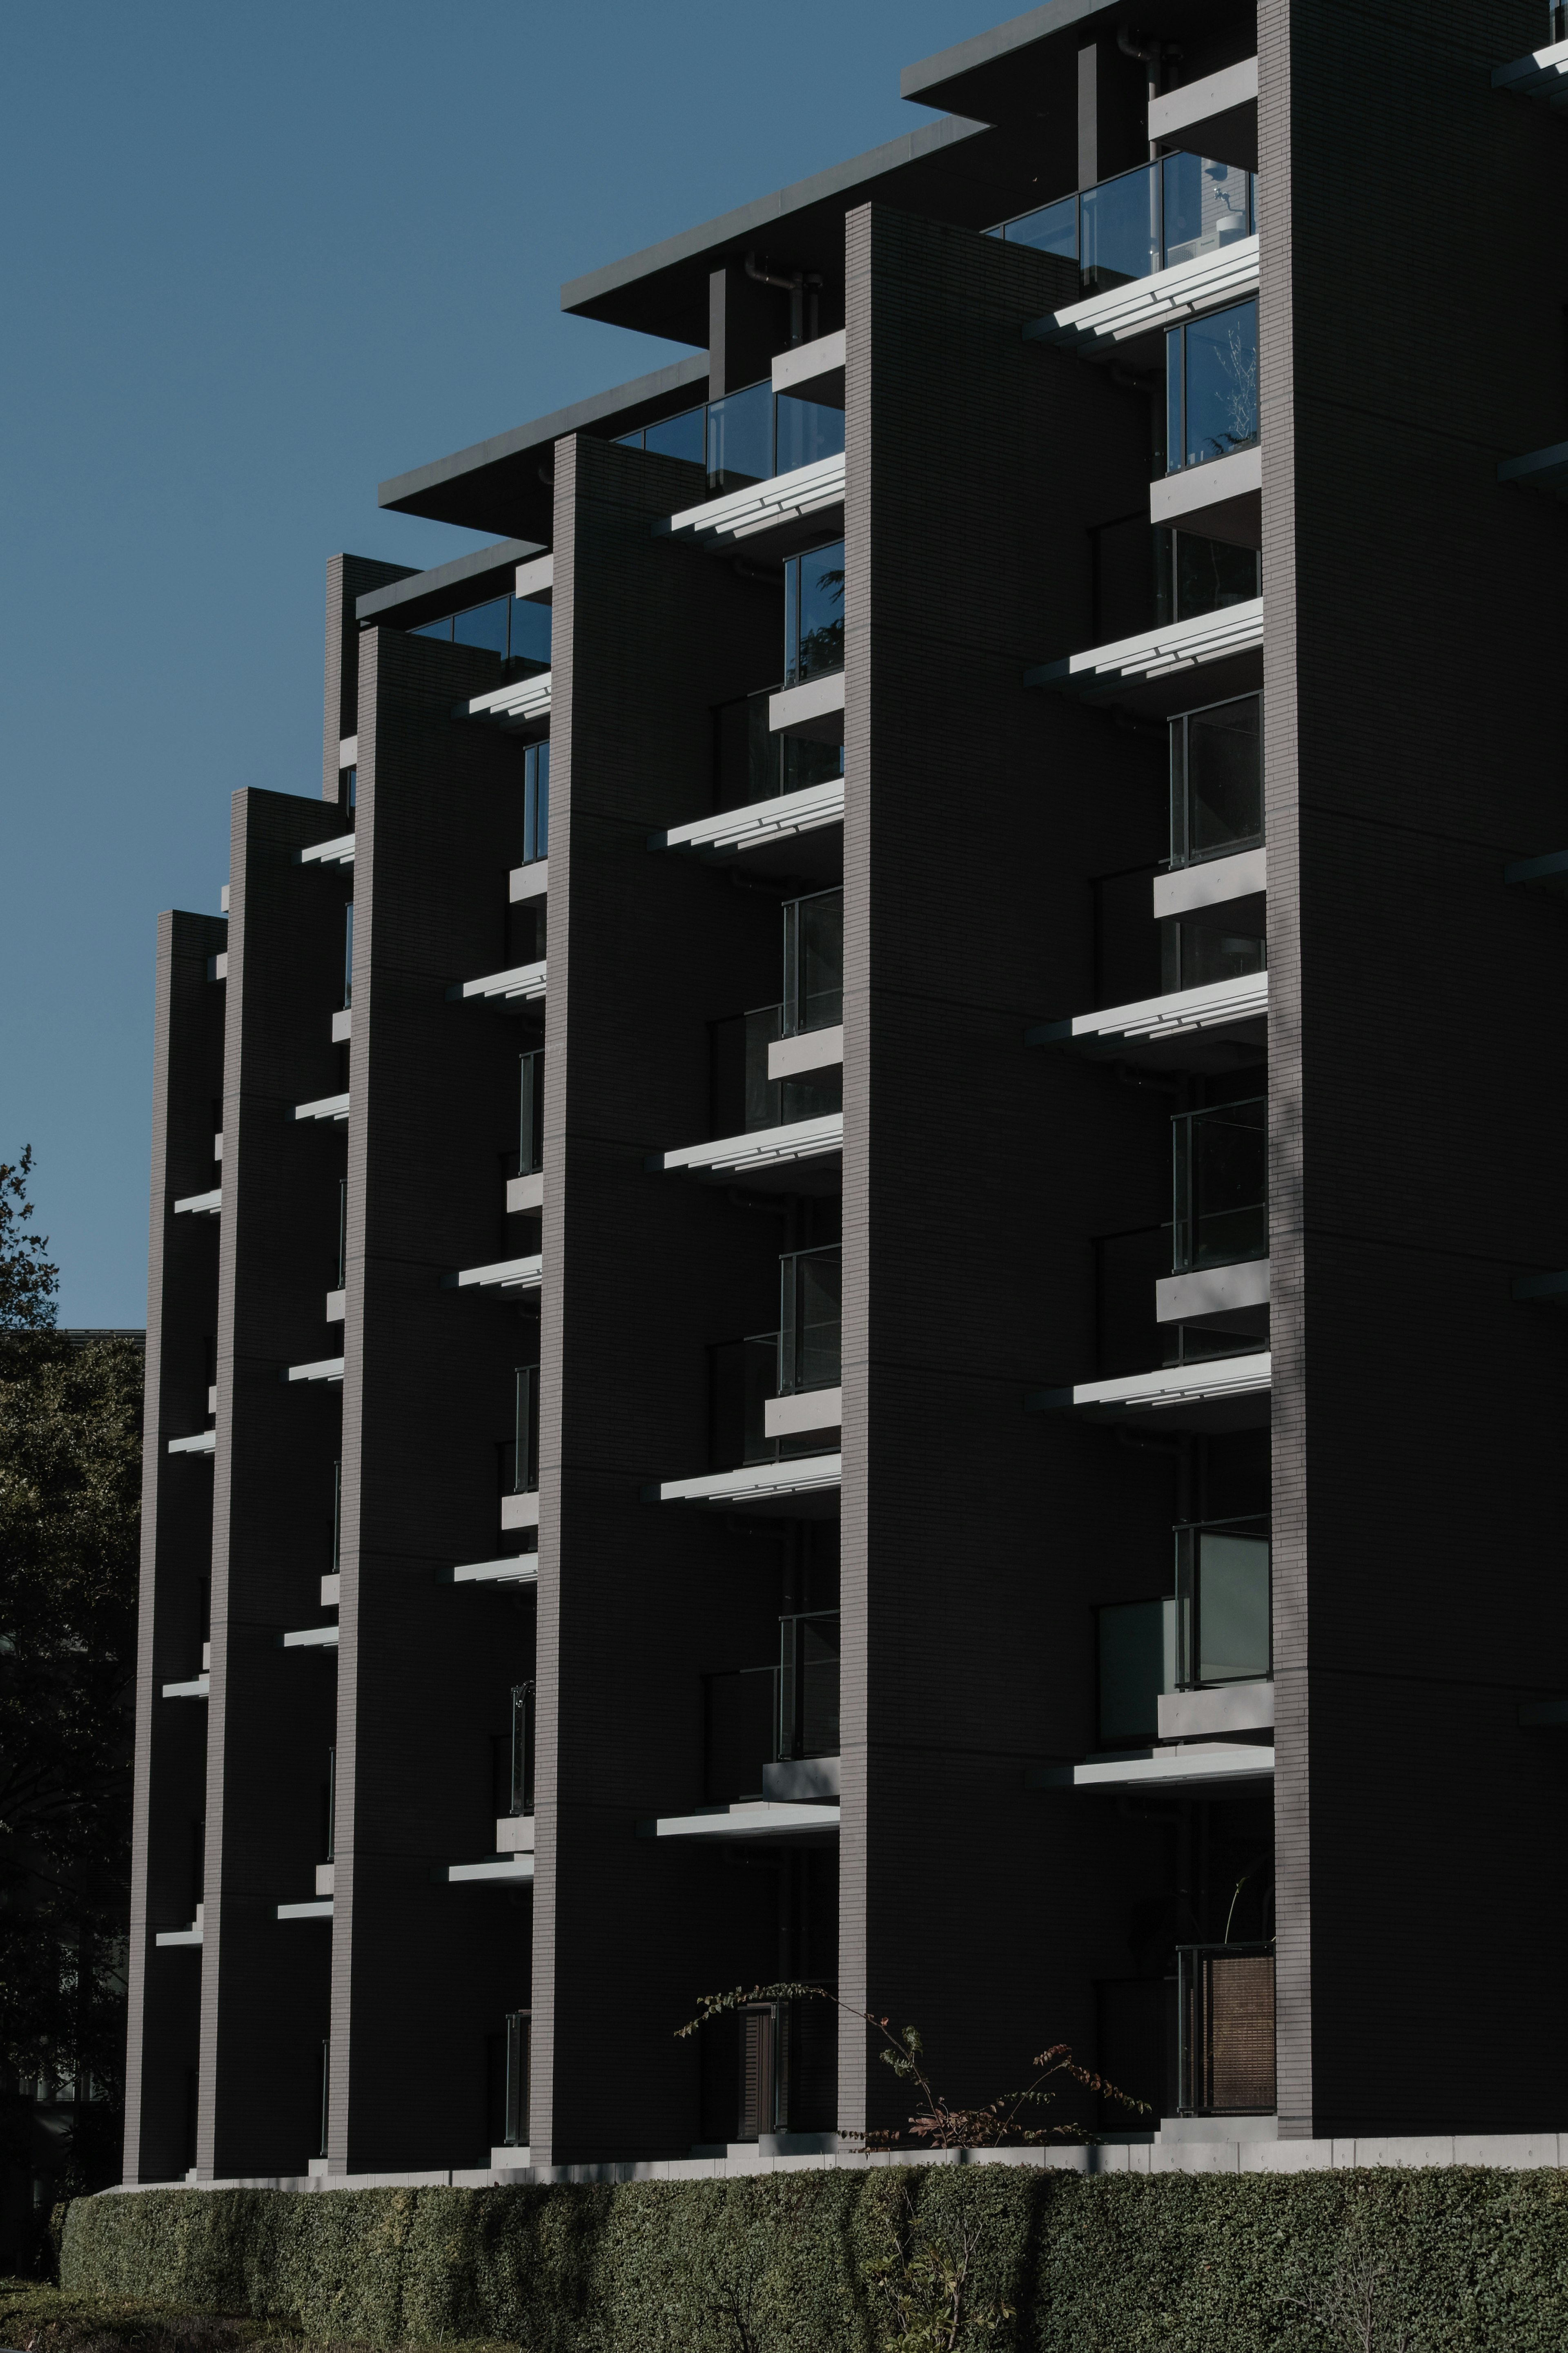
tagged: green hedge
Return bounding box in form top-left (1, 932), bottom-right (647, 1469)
top-left (60, 2163), bottom-right (1568, 2351)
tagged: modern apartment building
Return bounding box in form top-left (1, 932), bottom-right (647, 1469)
top-left (123, 0), bottom-right (1568, 2185)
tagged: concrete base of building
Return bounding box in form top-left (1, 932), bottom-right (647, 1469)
top-left (109, 2130), bottom-right (1568, 2193)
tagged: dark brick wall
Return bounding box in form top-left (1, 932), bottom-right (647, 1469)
top-left (1265, 0), bottom-right (1568, 2135)
top-left (321, 556), bottom-right (416, 803)
top-left (124, 910), bottom-right (228, 2183)
top-left (838, 201), bottom-right (1187, 2137)
top-left (531, 432), bottom-right (813, 2166)
top-left (198, 788), bottom-right (360, 2179)
top-left (329, 626), bottom-right (557, 2174)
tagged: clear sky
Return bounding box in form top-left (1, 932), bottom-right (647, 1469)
top-left (1, 0), bottom-right (1009, 1327)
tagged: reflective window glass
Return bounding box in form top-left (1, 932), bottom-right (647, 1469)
top-left (1176, 301), bottom-right (1258, 468)
top-left (1174, 531), bottom-right (1259, 621)
top-left (1193, 1530), bottom-right (1270, 1684)
top-left (784, 888), bottom-right (843, 1034)
top-left (1162, 152), bottom-right (1252, 269)
top-left (1080, 160), bottom-right (1160, 285)
top-left (706, 380), bottom-right (773, 488)
top-left (785, 539), bottom-right (844, 684)
top-left (1002, 193), bottom-right (1078, 259)
top-left (452, 597), bottom-right (509, 655)
top-left (509, 598), bottom-right (552, 672)
top-left (775, 394), bottom-right (844, 475)
top-left (410, 616), bottom-right (453, 640)
top-left (1176, 695), bottom-right (1261, 863)
top-left (643, 405), bottom-right (706, 464)
top-left (1172, 1098), bottom-right (1267, 1270)
top-left (782, 1246), bottom-right (842, 1393)
top-left (523, 741), bottom-right (549, 864)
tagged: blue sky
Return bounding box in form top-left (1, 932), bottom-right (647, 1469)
top-left (0, 0), bottom-right (1009, 1326)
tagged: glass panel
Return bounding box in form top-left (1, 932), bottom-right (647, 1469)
top-left (452, 596), bottom-right (509, 655)
top-left (1080, 160), bottom-right (1160, 286)
top-left (1174, 531), bottom-right (1260, 621)
top-left (519, 1050), bottom-right (543, 1175)
top-left (1178, 301), bottom-right (1258, 468)
top-left (613, 429), bottom-right (645, 449)
top-left (779, 1610), bottom-right (841, 1758)
top-left (1097, 1598), bottom-right (1178, 1744)
top-left (512, 1365), bottom-right (539, 1493)
top-left (785, 539), bottom-right (845, 685)
top-left (741, 1331), bottom-right (781, 1464)
top-left (643, 405), bottom-right (705, 464)
top-left (1172, 1098), bottom-right (1267, 1269)
top-left (341, 765), bottom-right (356, 809)
top-left (1162, 152), bottom-right (1253, 270)
top-left (508, 598), bottom-right (552, 674)
top-left (503, 2011), bottom-right (530, 2144)
top-left (509, 1681), bottom-right (535, 1815)
top-left (410, 616), bottom-right (453, 640)
top-left (1191, 1529), bottom-right (1271, 1684)
top-left (781, 1245), bottom-right (842, 1393)
top-left (783, 889), bottom-right (843, 1035)
top-left (1160, 921), bottom-right (1267, 993)
top-left (523, 740), bottom-right (550, 863)
top-left (1174, 695), bottom-right (1261, 865)
top-left (782, 736), bottom-right (844, 795)
top-left (706, 380), bottom-right (773, 489)
top-left (343, 903), bottom-right (353, 1009)
top-left (775, 394), bottom-right (844, 475)
top-left (1002, 193), bottom-right (1078, 258)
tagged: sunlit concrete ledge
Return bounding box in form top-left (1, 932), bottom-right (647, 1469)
top-left (105, 2130), bottom-right (1568, 2194)
top-left (650, 777), bottom-right (845, 861)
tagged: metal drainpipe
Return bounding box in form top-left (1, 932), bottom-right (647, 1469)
top-left (1118, 25), bottom-right (1164, 160)
top-left (744, 250), bottom-right (820, 348)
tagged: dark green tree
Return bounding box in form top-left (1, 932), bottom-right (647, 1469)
top-left (0, 1149), bottom-right (141, 2257)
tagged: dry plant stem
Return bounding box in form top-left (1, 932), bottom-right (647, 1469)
top-left (676, 1982), bottom-right (1150, 2148)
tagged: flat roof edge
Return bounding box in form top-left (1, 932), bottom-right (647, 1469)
top-left (900, 0), bottom-right (1112, 102)
top-left (376, 355), bottom-right (710, 513)
top-left (356, 539), bottom-right (545, 622)
top-left (559, 114), bottom-right (990, 318)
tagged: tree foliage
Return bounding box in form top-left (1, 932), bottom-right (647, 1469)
top-left (0, 1148), bottom-right (141, 2120)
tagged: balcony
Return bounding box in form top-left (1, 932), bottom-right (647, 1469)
top-left (713, 1245), bottom-right (842, 1470)
top-left (448, 959), bottom-right (547, 1007)
top-left (635, 375), bottom-right (845, 524)
top-left (706, 1610), bottom-right (841, 1804)
top-left (1028, 529), bottom-right (1261, 714)
top-left (709, 689), bottom-right (844, 819)
top-left (412, 585), bottom-right (551, 676)
top-left (507, 1047), bottom-right (545, 1216)
top-left (1029, 967), bottom-right (1268, 1070)
top-left (1491, 32), bottom-right (1568, 110)
top-left (997, 149), bottom-right (1256, 290)
top-left (771, 540), bottom-right (846, 744)
top-left (651, 772), bottom-right (845, 866)
top-left (459, 671), bottom-right (552, 736)
top-left (1148, 60), bottom-right (1258, 168)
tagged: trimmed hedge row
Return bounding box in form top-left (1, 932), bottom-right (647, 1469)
top-left (60, 2163), bottom-right (1568, 2351)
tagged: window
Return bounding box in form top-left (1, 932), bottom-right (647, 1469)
top-left (522, 741), bottom-right (548, 865)
top-left (1171, 1097), bottom-right (1267, 1271)
top-left (1175, 1517), bottom-right (1271, 1687)
top-left (518, 1050), bottom-right (544, 1177)
top-left (1166, 301), bottom-right (1258, 471)
top-left (782, 889), bottom-right (842, 1035)
top-left (1170, 696), bottom-right (1262, 867)
top-left (342, 903), bottom-right (353, 1009)
top-left (784, 540), bottom-right (844, 685)
top-left (616, 383), bottom-right (844, 493)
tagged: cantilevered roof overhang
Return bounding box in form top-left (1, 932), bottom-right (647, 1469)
top-left (377, 355), bottom-right (710, 539)
top-left (899, 0), bottom-right (1250, 130)
top-left (558, 115), bottom-right (1067, 346)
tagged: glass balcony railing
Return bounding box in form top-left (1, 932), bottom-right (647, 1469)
top-left (501, 2010), bottom-right (530, 2148)
top-left (784, 540), bottom-right (844, 686)
top-left (411, 592), bottom-right (551, 676)
top-left (616, 380), bottom-right (844, 495)
top-left (1175, 1515), bottom-right (1271, 1688)
top-left (1177, 1944), bottom-right (1276, 2116)
top-left (991, 151), bottom-right (1256, 289)
top-left (1167, 300), bottom-right (1258, 472)
top-left (1092, 522), bottom-right (1260, 645)
top-left (713, 1290), bottom-right (840, 1470)
top-left (1172, 1098), bottom-right (1266, 1271)
top-left (710, 1004), bottom-right (842, 1136)
top-left (1097, 1595), bottom-right (1178, 1745)
top-left (705, 1610), bottom-right (841, 1801)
